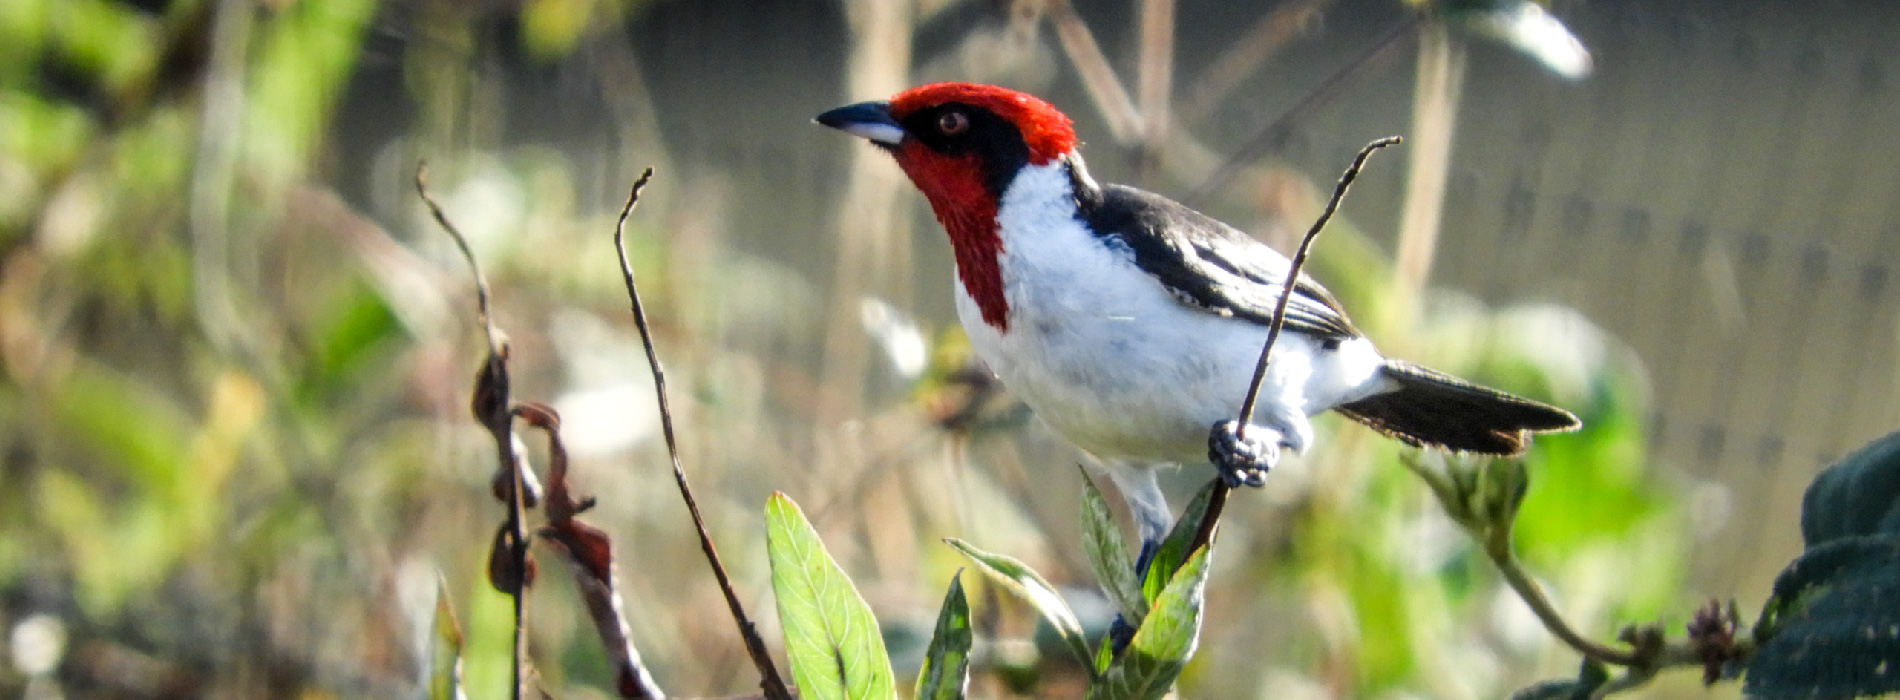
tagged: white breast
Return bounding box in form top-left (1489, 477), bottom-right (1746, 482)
top-left (953, 161), bottom-right (1389, 464)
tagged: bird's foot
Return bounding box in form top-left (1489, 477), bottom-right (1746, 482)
top-left (1107, 614), bottom-right (1137, 652)
top-left (1208, 420), bottom-right (1280, 488)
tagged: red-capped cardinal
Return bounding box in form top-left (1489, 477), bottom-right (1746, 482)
top-left (817, 82), bottom-right (1578, 547)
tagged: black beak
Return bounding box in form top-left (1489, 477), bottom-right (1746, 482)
top-left (815, 100), bottom-right (905, 147)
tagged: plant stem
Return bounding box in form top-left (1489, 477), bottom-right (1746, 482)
top-left (1235, 137), bottom-right (1401, 428)
top-left (613, 170), bottom-right (794, 700)
top-left (1485, 540), bottom-right (1643, 667)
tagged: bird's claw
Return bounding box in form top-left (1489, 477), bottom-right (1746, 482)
top-left (1208, 420), bottom-right (1280, 488)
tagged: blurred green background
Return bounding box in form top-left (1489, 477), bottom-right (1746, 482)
top-left (2, 0), bottom-right (1895, 698)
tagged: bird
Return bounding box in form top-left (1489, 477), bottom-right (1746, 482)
top-left (816, 82), bottom-right (1579, 551)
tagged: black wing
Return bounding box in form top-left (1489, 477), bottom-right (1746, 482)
top-left (1075, 180), bottom-right (1361, 341)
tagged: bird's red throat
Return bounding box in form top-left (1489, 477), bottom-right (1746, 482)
top-left (894, 142), bottom-right (1010, 331)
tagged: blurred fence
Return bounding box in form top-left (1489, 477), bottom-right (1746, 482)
top-left (351, 0), bottom-right (1900, 601)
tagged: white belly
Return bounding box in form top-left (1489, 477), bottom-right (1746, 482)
top-left (954, 163), bottom-right (1388, 465)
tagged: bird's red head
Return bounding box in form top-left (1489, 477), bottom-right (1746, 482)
top-left (886, 83), bottom-right (1077, 165)
top-left (816, 83), bottom-right (1080, 330)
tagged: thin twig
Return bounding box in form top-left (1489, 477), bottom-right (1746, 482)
top-left (417, 162), bottom-right (534, 700)
top-left (1183, 480), bottom-right (1229, 561)
top-left (1235, 137), bottom-right (1401, 429)
top-left (1186, 137), bottom-right (1400, 564)
top-left (611, 169), bottom-right (795, 700)
top-left (1183, 14), bottom-right (1421, 206)
top-left (416, 162), bottom-right (497, 345)
top-left (503, 412), bottom-right (533, 700)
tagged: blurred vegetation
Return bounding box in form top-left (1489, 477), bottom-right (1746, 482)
top-left (0, 1), bottom-right (1705, 699)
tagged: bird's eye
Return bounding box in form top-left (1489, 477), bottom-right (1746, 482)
top-left (938, 110), bottom-right (969, 136)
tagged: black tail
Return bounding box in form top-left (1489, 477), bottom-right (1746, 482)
top-left (1334, 360), bottom-right (1580, 455)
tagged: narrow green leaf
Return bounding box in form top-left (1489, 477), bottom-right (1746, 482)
top-left (1090, 546), bottom-right (1213, 700)
top-left (1092, 631), bottom-right (1116, 675)
top-left (430, 574), bottom-right (467, 700)
top-left (766, 493), bottom-right (897, 700)
top-left (944, 538), bottom-right (1094, 671)
top-left (1079, 469), bottom-right (1146, 625)
top-left (1142, 481), bottom-right (1216, 604)
top-left (915, 573), bottom-right (973, 700)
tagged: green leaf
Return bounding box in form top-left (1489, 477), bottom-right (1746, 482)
top-left (1079, 469), bottom-right (1146, 625)
top-left (1745, 535), bottom-right (1900, 699)
top-left (1441, 0), bottom-right (1592, 80)
top-left (944, 538), bottom-right (1094, 670)
top-left (1142, 481), bottom-right (1216, 604)
top-left (1092, 632), bottom-right (1115, 675)
top-left (1800, 428), bottom-right (1900, 545)
top-left (1089, 546), bottom-right (1212, 700)
top-left (1745, 430), bottom-right (1900, 699)
top-left (914, 573), bottom-right (973, 700)
top-left (430, 574), bottom-right (467, 700)
top-left (766, 493), bottom-right (897, 700)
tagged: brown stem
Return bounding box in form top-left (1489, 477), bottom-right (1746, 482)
top-left (1136, 0), bottom-right (1175, 171)
top-left (1234, 137), bottom-right (1401, 428)
top-left (506, 426), bottom-right (531, 700)
top-left (1184, 481), bottom-right (1229, 561)
top-left (417, 163), bottom-right (535, 699)
top-left (415, 162), bottom-right (496, 346)
top-left (1186, 138), bottom-right (1398, 580)
top-left (611, 170), bottom-right (794, 700)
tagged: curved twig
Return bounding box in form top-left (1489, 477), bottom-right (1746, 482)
top-left (1188, 137), bottom-right (1401, 562)
top-left (611, 170), bottom-right (795, 700)
top-left (1234, 137), bottom-right (1401, 431)
top-left (418, 162), bottom-right (536, 700)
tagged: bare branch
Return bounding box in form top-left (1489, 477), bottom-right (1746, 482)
top-left (611, 170), bottom-right (796, 700)
top-left (418, 161), bottom-right (536, 700)
top-left (415, 162), bottom-right (498, 348)
top-left (1188, 137), bottom-right (1401, 561)
top-left (1235, 137), bottom-right (1400, 430)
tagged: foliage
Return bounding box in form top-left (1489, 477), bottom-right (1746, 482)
top-left (946, 538), bottom-right (1095, 669)
top-left (4, 1), bottom-right (1885, 700)
top-left (1079, 470), bottom-right (1146, 625)
top-left (1744, 429), bottom-right (1900, 699)
top-left (1088, 547), bottom-right (1212, 700)
top-left (914, 573), bottom-right (974, 700)
top-left (949, 534), bottom-right (1212, 700)
top-left (766, 492), bottom-right (897, 700)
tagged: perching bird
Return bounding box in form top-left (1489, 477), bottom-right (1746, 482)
top-left (817, 82), bottom-right (1578, 549)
